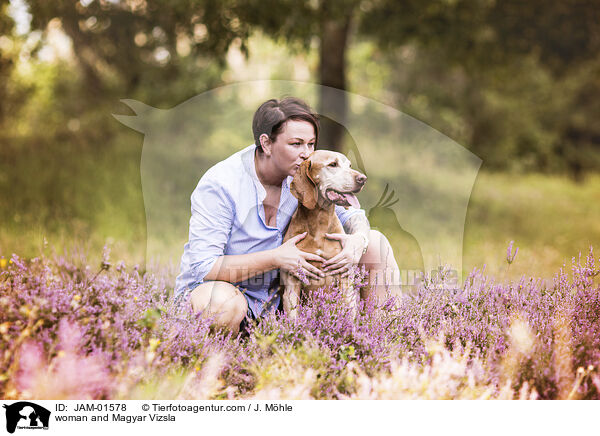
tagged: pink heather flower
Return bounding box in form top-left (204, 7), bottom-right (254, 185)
top-left (506, 241), bottom-right (519, 265)
top-left (294, 263), bottom-right (310, 285)
top-left (57, 318), bottom-right (84, 352)
top-left (4, 245), bottom-right (600, 399)
top-left (101, 244), bottom-right (111, 271)
top-left (15, 342), bottom-right (45, 385)
top-left (16, 321), bottom-right (113, 399)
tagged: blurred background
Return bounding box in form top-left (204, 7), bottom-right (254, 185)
top-left (1, 0), bottom-right (599, 283)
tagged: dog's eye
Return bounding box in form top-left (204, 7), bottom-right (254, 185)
top-left (328, 162), bottom-right (338, 167)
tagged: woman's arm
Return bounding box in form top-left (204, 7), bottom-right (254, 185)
top-left (322, 208), bottom-right (371, 275)
top-left (184, 175), bottom-right (325, 289)
top-left (205, 232), bottom-right (326, 283)
top-left (342, 213), bottom-right (371, 241)
top-left (204, 250), bottom-right (278, 283)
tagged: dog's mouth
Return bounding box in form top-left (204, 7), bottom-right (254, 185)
top-left (325, 189), bottom-right (361, 209)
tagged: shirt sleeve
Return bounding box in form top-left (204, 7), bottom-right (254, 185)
top-left (335, 205), bottom-right (367, 228)
top-left (187, 178), bottom-right (234, 284)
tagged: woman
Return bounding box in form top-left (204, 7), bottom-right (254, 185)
top-left (175, 97), bottom-right (401, 335)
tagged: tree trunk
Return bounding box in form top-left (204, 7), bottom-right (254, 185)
top-left (59, 12), bottom-right (105, 97)
top-left (318, 13), bottom-right (351, 152)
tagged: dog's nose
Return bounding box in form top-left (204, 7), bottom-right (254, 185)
top-left (356, 173), bottom-right (367, 185)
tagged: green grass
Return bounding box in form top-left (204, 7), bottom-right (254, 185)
top-left (463, 171), bottom-right (600, 281)
top-left (1, 148), bottom-right (599, 286)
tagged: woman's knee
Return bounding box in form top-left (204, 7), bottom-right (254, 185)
top-left (190, 281), bottom-right (248, 320)
top-left (362, 230), bottom-right (394, 264)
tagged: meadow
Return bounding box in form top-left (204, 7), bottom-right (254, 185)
top-left (1, 0), bottom-right (599, 403)
top-left (2, 162), bottom-right (599, 282)
top-left (1, 167), bottom-right (600, 399)
top-left (2, 96), bottom-right (600, 400)
top-left (1, 241), bottom-right (598, 400)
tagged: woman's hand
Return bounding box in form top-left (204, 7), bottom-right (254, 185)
top-left (274, 232), bottom-right (326, 281)
top-left (322, 233), bottom-right (366, 277)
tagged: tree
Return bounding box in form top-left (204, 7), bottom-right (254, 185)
top-left (231, 0), bottom-right (361, 150)
top-left (0, 0), bottom-right (16, 126)
top-left (25, 0), bottom-right (246, 102)
top-left (24, 0), bottom-right (364, 150)
top-left (359, 0), bottom-right (600, 178)
top-left (21, 0), bottom-right (600, 174)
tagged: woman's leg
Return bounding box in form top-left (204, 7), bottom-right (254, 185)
top-left (189, 281), bottom-right (248, 336)
top-left (358, 230), bottom-right (402, 304)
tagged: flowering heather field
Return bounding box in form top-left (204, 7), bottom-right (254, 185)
top-left (1, 245), bottom-right (599, 400)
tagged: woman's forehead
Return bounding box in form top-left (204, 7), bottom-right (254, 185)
top-left (280, 120), bottom-right (315, 138)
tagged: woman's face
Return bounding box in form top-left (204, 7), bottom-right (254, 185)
top-left (267, 120), bottom-right (316, 178)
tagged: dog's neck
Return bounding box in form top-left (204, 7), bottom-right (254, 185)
top-left (295, 201), bottom-right (337, 239)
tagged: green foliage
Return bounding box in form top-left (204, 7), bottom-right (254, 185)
top-left (348, 36), bottom-right (600, 176)
top-left (0, 0), bottom-right (599, 275)
top-left (0, 0), bottom-right (16, 125)
top-left (25, 0), bottom-right (238, 102)
top-left (356, 0), bottom-right (600, 177)
top-left (138, 306), bottom-right (166, 330)
top-left (2, 0), bottom-right (599, 188)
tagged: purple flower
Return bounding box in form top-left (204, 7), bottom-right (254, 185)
top-left (506, 241), bottom-right (519, 265)
top-left (1, 245), bottom-right (599, 399)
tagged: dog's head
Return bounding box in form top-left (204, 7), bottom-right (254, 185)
top-left (290, 150), bottom-right (367, 210)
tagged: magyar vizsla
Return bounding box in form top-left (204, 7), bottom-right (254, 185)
top-left (281, 150), bottom-right (367, 319)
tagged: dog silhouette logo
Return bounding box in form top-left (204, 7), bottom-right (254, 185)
top-left (3, 402), bottom-right (51, 433)
top-left (368, 183), bottom-right (425, 291)
top-left (114, 81), bottom-right (481, 285)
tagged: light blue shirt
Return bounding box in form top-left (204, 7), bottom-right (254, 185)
top-left (175, 144), bottom-right (366, 317)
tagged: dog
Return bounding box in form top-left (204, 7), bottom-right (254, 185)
top-left (280, 150), bottom-right (367, 319)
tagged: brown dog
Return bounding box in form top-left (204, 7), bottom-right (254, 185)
top-left (281, 150), bottom-right (367, 319)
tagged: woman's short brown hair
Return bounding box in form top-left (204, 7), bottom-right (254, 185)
top-left (252, 97), bottom-right (320, 153)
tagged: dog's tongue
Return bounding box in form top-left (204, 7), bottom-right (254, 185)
top-left (326, 191), bottom-right (360, 209)
top-left (343, 193), bottom-right (360, 209)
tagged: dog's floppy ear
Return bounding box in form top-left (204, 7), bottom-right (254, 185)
top-left (290, 159), bottom-right (317, 209)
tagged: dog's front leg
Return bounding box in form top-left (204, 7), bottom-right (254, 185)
top-left (280, 271), bottom-right (302, 321)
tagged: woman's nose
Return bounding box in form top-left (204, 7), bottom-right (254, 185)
top-left (299, 144), bottom-right (311, 158)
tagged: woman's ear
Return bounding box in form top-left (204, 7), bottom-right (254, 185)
top-left (290, 160), bottom-right (317, 209)
top-left (259, 133), bottom-right (272, 156)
